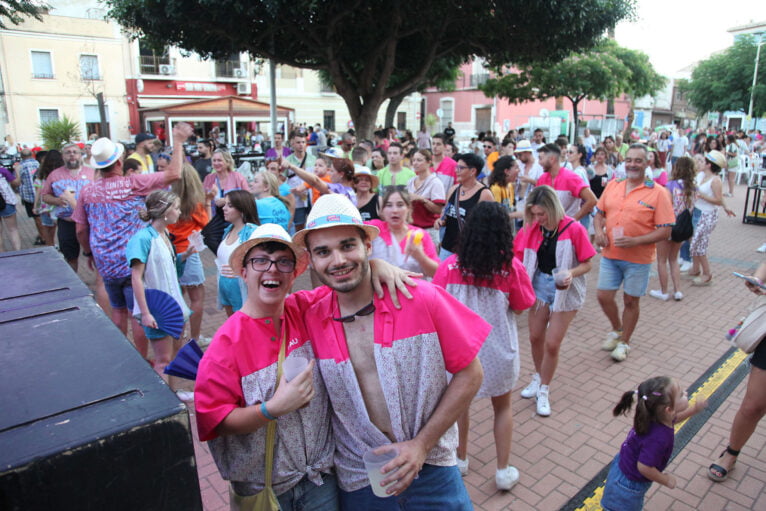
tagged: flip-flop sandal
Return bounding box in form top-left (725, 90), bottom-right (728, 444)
top-left (708, 446), bottom-right (739, 482)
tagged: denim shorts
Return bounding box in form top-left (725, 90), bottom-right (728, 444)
top-left (0, 203), bottom-right (16, 218)
top-left (218, 276), bottom-right (244, 310)
top-left (179, 252), bottom-right (205, 286)
top-left (601, 454), bottom-right (652, 511)
top-left (339, 464), bottom-right (471, 511)
top-left (40, 212), bottom-right (54, 227)
top-left (532, 270), bottom-right (556, 305)
top-left (597, 257), bottom-right (651, 297)
top-left (104, 276), bottom-right (134, 310)
top-left (143, 325), bottom-right (171, 340)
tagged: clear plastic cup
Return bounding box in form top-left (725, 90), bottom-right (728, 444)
top-left (363, 446), bottom-right (398, 498)
top-left (189, 231), bottom-right (206, 252)
top-left (283, 357), bottom-right (308, 382)
top-left (552, 267), bottom-right (570, 290)
top-left (612, 226), bottom-right (624, 241)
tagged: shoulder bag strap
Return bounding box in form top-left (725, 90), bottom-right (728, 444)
top-left (263, 333), bottom-right (286, 490)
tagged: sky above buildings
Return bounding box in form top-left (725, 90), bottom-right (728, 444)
top-left (614, 0), bottom-right (765, 77)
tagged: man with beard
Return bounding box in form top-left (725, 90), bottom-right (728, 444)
top-left (294, 194), bottom-right (487, 509)
top-left (535, 143), bottom-right (596, 221)
top-left (593, 144), bottom-right (674, 362)
top-left (42, 142), bottom-right (95, 271)
top-left (265, 132), bottom-right (292, 159)
top-left (193, 138), bottom-right (214, 182)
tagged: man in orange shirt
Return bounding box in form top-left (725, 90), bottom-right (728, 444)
top-left (593, 144), bottom-right (675, 362)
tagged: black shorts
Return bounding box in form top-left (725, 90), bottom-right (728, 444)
top-left (750, 336), bottom-right (766, 371)
top-left (57, 218), bottom-right (80, 261)
top-left (23, 200), bottom-right (38, 218)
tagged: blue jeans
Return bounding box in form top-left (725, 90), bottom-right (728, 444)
top-left (339, 465), bottom-right (471, 511)
top-left (601, 454), bottom-right (652, 511)
top-left (680, 207), bottom-right (702, 262)
top-left (278, 473), bottom-right (339, 511)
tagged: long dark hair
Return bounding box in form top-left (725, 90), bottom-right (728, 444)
top-left (613, 376), bottom-right (674, 436)
top-left (226, 189), bottom-right (259, 225)
top-left (488, 155), bottom-right (515, 188)
top-left (457, 201), bottom-right (514, 281)
top-left (670, 156), bottom-right (696, 210)
top-left (37, 149), bottom-right (64, 181)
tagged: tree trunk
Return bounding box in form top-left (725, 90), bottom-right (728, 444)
top-left (385, 94), bottom-right (407, 131)
top-left (352, 101), bottom-right (384, 141)
top-left (623, 98), bottom-right (635, 142)
top-left (571, 99), bottom-right (580, 143)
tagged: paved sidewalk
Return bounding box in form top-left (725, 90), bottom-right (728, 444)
top-left (6, 182), bottom-right (765, 510)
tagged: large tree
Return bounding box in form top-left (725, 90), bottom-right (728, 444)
top-left (680, 36), bottom-right (766, 118)
top-left (480, 39), bottom-right (665, 138)
top-left (107, 0), bottom-right (634, 139)
top-left (0, 0), bottom-right (45, 28)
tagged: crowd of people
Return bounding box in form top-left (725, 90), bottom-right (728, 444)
top-left (1, 120), bottom-right (765, 510)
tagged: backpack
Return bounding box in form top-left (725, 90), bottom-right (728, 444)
top-left (670, 208), bottom-right (693, 242)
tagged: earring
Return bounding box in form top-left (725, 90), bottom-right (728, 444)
top-left (164, 216), bottom-right (168, 222)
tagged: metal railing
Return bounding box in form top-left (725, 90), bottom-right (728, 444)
top-left (140, 55), bottom-right (171, 75)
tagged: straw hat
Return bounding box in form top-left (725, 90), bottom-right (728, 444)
top-left (321, 147), bottom-right (346, 160)
top-left (514, 140), bottom-right (533, 152)
top-left (229, 223), bottom-right (309, 276)
top-left (292, 194), bottom-right (380, 248)
top-left (88, 138), bottom-right (125, 169)
top-left (705, 150), bottom-right (727, 170)
top-left (353, 165), bottom-right (379, 189)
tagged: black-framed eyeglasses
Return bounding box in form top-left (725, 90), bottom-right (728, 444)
top-left (332, 302), bottom-right (375, 322)
top-left (246, 256), bottom-right (296, 273)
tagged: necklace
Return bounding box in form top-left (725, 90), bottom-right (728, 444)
top-left (460, 181), bottom-right (478, 197)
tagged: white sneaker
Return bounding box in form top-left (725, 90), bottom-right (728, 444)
top-left (495, 466), bottom-right (520, 491)
top-left (757, 243), bottom-right (766, 253)
top-left (536, 386), bottom-right (551, 417)
top-left (176, 390), bottom-right (194, 402)
top-left (680, 261), bottom-right (693, 273)
top-left (457, 457), bottom-right (469, 476)
top-left (649, 289), bottom-right (669, 301)
top-left (196, 336), bottom-right (212, 348)
top-left (611, 342), bottom-right (630, 362)
top-left (520, 373), bottom-right (541, 399)
top-left (673, 291), bottom-right (684, 301)
top-left (602, 330), bottom-right (622, 351)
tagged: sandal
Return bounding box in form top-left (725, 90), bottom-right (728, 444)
top-left (708, 446), bottom-right (739, 482)
top-left (692, 275), bottom-right (713, 287)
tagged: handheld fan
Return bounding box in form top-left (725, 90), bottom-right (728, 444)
top-left (164, 338), bottom-right (204, 380)
top-left (144, 288), bottom-right (185, 339)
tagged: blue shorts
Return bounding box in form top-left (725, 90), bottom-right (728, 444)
top-left (532, 270), bottom-right (556, 305)
top-left (0, 203), bottom-right (16, 218)
top-left (218, 276), bottom-right (244, 311)
top-left (601, 454), bottom-right (651, 511)
top-left (104, 276), bottom-right (134, 310)
top-left (339, 464), bottom-right (471, 511)
top-left (179, 252), bottom-right (205, 286)
top-left (597, 257), bottom-right (651, 297)
top-left (143, 325), bottom-right (170, 340)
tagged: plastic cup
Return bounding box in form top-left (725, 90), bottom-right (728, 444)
top-left (363, 446), bottom-right (398, 498)
top-left (283, 356), bottom-right (308, 382)
top-left (189, 231), bottom-right (206, 252)
top-left (552, 267), bottom-right (570, 290)
top-left (612, 226), bottom-right (624, 240)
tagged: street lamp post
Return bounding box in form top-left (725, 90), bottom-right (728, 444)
top-left (748, 31), bottom-right (764, 120)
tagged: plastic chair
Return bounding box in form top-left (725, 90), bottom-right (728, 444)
top-left (736, 154), bottom-right (751, 185)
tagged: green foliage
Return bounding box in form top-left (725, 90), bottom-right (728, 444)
top-left (481, 39), bottom-right (664, 134)
top-left (39, 115), bottom-right (81, 150)
top-left (681, 36), bottom-right (766, 117)
top-left (0, 0), bottom-right (46, 29)
top-left (106, 0), bottom-right (635, 137)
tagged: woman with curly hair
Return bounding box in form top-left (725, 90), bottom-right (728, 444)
top-left (432, 201), bottom-right (536, 491)
top-left (515, 185), bottom-right (596, 417)
top-left (649, 157), bottom-right (696, 301)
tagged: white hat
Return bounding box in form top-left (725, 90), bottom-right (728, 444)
top-left (321, 147), bottom-right (346, 160)
top-left (292, 194), bottom-right (379, 248)
top-left (705, 150), bottom-right (727, 170)
top-left (353, 165), bottom-right (380, 189)
top-left (229, 223), bottom-right (309, 276)
top-left (514, 140), bottom-right (533, 153)
top-left (89, 138), bottom-right (125, 169)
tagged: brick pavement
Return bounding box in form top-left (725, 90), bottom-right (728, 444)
top-left (5, 182), bottom-right (765, 510)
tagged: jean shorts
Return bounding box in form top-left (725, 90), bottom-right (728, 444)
top-left (179, 252), bottom-right (205, 286)
top-left (601, 454), bottom-right (651, 511)
top-left (143, 325), bottom-right (171, 340)
top-left (597, 256), bottom-right (651, 297)
top-left (532, 270), bottom-right (556, 305)
top-left (0, 203), bottom-right (16, 218)
top-left (104, 276), bottom-right (134, 310)
top-left (218, 276), bottom-right (244, 311)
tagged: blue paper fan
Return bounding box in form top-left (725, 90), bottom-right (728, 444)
top-left (164, 339), bottom-right (204, 380)
top-left (145, 289), bottom-right (185, 339)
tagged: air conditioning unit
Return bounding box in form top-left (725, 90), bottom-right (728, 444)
top-left (237, 82), bottom-right (251, 95)
top-left (233, 68), bottom-right (247, 78)
top-left (159, 64), bottom-right (175, 75)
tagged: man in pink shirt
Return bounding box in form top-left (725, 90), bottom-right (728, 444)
top-left (293, 194), bottom-right (488, 509)
top-left (431, 133), bottom-right (457, 192)
top-left (536, 143), bottom-right (597, 221)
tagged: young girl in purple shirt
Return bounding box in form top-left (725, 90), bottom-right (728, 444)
top-left (601, 376), bottom-right (707, 511)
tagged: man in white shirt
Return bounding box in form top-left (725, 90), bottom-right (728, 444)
top-left (670, 129), bottom-right (689, 166)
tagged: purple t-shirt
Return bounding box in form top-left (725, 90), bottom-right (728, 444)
top-left (265, 146), bottom-right (292, 159)
top-left (72, 173), bottom-right (167, 280)
top-left (665, 179), bottom-right (688, 216)
top-left (0, 166), bottom-right (14, 182)
top-left (618, 422), bottom-right (674, 482)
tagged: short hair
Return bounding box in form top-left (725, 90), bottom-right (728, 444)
top-left (628, 143), bottom-right (648, 159)
top-left (432, 133), bottom-right (447, 143)
top-left (21, 148), bottom-right (32, 158)
top-left (351, 146), bottom-right (368, 163)
top-left (537, 143), bottom-right (561, 156)
top-left (289, 130), bottom-right (306, 141)
top-left (524, 185), bottom-right (565, 226)
top-left (388, 142), bottom-right (403, 153)
top-left (457, 152), bottom-right (484, 174)
top-left (533, 128), bottom-right (543, 134)
top-left (483, 137), bottom-right (497, 147)
top-left (122, 159), bottom-right (142, 174)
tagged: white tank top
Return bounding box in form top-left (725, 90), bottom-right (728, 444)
top-left (695, 173), bottom-right (717, 213)
top-left (216, 235), bottom-right (241, 278)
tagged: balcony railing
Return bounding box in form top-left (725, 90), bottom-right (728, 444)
top-left (216, 60), bottom-right (245, 78)
top-left (140, 55), bottom-right (171, 75)
top-left (470, 73), bottom-right (489, 87)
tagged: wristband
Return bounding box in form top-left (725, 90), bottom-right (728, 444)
top-left (260, 401), bottom-right (277, 421)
